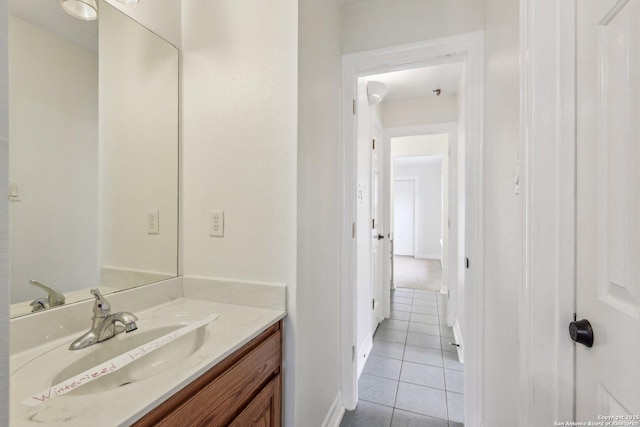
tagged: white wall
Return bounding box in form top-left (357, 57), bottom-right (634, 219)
top-left (297, 1), bottom-right (343, 424)
top-left (482, 0), bottom-right (522, 424)
top-left (180, 0), bottom-right (298, 423)
top-left (181, 1), bottom-right (297, 284)
top-left (103, 0), bottom-right (181, 48)
top-left (393, 179), bottom-right (415, 256)
top-left (9, 16), bottom-right (99, 303)
top-left (381, 95), bottom-right (458, 128)
top-left (394, 158), bottom-right (443, 259)
top-left (0, 0), bottom-right (9, 423)
top-left (99, 4), bottom-right (178, 280)
top-left (342, 0), bottom-right (483, 54)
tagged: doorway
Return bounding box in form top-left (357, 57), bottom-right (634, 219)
top-left (393, 156), bottom-right (444, 293)
top-left (393, 178), bottom-right (416, 257)
top-left (392, 149), bottom-right (447, 296)
top-left (340, 32), bottom-right (484, 424)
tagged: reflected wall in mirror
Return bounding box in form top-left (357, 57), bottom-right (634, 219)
top-left (9, 0), bottom-right (179, 318)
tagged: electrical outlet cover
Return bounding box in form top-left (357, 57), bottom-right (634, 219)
top-left (209, 210), bottom-right (224, 237)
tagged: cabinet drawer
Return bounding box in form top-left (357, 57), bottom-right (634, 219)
top-left (229, 374), bottom-right (281, 427)
top-left (135, 322), bottom-right (282, 427)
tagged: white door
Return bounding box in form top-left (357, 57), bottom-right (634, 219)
top-left (394, 180), bottom-right (415, 256)
top-left (575, 0), bottom-right (640, 418)
top-left (371, 130), bottom-right (384, 331)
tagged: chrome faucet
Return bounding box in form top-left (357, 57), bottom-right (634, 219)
top-left (29, 279), bottom-right (66, 312)
top-left (69, 288), bottom-right (138, 350)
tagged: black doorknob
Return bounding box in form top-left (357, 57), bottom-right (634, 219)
top-left (377, 234), bottom-right (384, 240)
top-left (569, 319), bottom-right (594, 347)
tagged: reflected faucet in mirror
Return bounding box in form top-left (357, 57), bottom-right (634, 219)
top-left (69, 288), bottom-right (138, 350)
top-left (29, 279), bottom-right (66, 312)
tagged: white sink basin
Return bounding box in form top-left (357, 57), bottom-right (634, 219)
top-left (14, 312), bottom-right (215, 400)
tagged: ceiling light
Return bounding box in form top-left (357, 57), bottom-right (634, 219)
top-left (61, 0), bottom-right (98, 21)
top-left (367, 81), bottom-right (389, 106)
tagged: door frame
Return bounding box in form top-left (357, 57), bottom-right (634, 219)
top-left (340, 31), bottom-right (484, 422)
top-left (519, 0), bottom-right (576, 423)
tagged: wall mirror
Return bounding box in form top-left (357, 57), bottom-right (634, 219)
top-left (8, 0), bottom-right (179, 318)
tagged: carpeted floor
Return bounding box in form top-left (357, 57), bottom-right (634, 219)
top-left (393, 256), bottom-right (442, 291)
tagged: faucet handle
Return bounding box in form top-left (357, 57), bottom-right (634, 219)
top-left (30, 298), bottom-right (49, 312)
top-left (90, 288), bottom-right (111, 318)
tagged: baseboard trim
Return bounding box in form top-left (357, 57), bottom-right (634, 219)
top-left (321, 391), bottom-right (345, 427)
top-left (415, 253), bottom-right (442, 260)
top-left (453, 318), bottom-right (464, 363)
top-left (356, 333), bottom-right (373, 380)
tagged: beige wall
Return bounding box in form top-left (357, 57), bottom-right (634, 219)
top-left (181, 0), bottom-right (297, 289)
top-left (297, 0), bottom-right (343, 424)
top-left (381, 95), bottom-right (458, 128)
top-left (342, 0), bottom-right (484, 54)
top-left (0, 0), bottom-right (8, 422)
top-left (180, 0), bottom-right (298, 421)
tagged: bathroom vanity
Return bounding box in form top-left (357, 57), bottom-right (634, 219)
top-left (8, 2), bottom-right (286, 425)
top-left (134, 320), bottom-right (282, 426)
top-left (10, 278), bottom-right (286, 427)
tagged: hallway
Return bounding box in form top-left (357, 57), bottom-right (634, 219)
top-left (341, 288), bottom-right (463, 427)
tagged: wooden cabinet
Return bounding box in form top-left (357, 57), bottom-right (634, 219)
top-left (229, 376), bottom-right (281, 427)
top-left (134, 321), bottom-right (282, 427)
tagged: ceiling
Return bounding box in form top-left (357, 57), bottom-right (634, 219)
top-left (367, 62), bottom-right (464, 102)
top-left (10, 0), bottom-right (98, 52)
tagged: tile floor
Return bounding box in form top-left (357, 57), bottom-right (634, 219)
top-left (341, 288), bottom-right (464, 427)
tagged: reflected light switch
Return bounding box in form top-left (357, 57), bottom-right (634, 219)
top-left (9, 183), bottom-right (21, 201)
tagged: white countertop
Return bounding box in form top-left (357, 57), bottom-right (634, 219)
top-left (10, 296), bottom-right (286, 426)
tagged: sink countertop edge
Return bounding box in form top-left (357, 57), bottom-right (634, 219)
top-left (10, 297), bottom-right (286, 427)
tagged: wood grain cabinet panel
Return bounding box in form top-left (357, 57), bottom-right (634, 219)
top-left (134, 321), bottom-right (282, 427)
top-left (229, 375), bottom-right (281, 427)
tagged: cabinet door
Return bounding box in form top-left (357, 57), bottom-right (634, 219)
top-left (229, 375), bottom-right (281, 427)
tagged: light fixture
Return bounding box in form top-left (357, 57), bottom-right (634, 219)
top-left (116, 0), bottom-right (140, 3)
top-left (61, 0), bottom-right (98, 21)
top-left (367, 81), bottom-right (389, 106)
